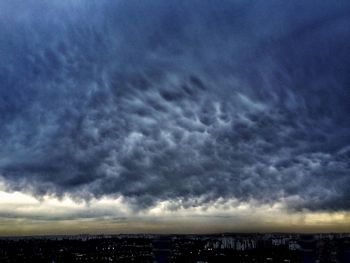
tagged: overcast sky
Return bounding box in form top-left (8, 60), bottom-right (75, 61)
top-left (0, 0), bottom-right (350, 235)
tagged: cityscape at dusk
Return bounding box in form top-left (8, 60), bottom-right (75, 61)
top-left (0, 1), bottom-right (350, 261)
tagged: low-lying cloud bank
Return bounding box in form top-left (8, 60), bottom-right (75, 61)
top-left (0, 0), bottom-right (350, 213)
top-left (0, 189), bottom-right (350, 235)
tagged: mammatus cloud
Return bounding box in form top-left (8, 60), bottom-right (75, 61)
top-left (0, 0), bottom-right (350, 215)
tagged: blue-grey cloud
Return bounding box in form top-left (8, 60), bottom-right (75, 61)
top-left (0, 0), bottom-right (349, 211)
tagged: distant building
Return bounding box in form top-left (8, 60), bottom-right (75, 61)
top-left (299, 235), bottom-right (316, 263)
top-left (153, 236), bottom-right (171, 263)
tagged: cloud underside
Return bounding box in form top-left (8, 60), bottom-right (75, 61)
top-left (0, 0), bottom-right (350, 213)
top-left (0, 190), bottom-right (350, 235)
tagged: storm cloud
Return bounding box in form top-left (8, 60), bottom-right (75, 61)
top-left (0, 0), bottom-right (350, 212)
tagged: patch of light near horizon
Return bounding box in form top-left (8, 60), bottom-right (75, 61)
top-left (0, 185), bottom-right (349, 231)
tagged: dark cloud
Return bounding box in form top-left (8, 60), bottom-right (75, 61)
top-left (0, 0), bottom-right (349, 211)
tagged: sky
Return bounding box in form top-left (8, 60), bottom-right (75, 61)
top-left (0, 0), bottom-right (350, 235)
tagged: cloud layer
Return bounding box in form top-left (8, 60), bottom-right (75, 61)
top-left (1, 189), bottom-right (350, 235)
top-left (0, 0), bottom-right (350, 212)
